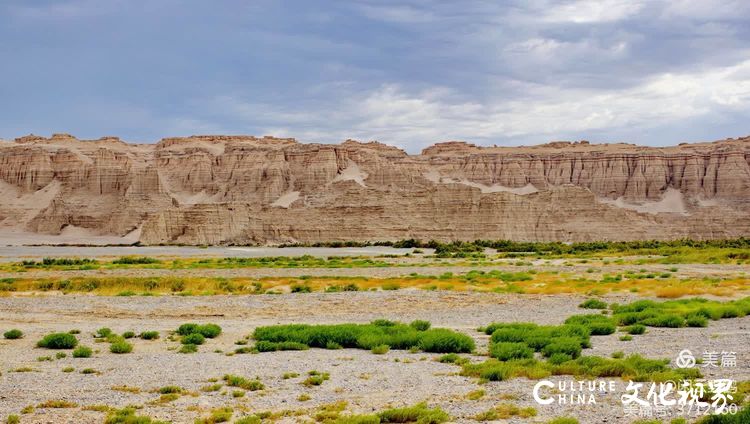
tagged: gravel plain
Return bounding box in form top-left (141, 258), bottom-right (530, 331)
top-left (1, 291), bottom-right (749, 424)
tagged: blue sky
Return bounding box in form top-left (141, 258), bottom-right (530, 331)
top-left (1, 0), bottom-right (749, 152)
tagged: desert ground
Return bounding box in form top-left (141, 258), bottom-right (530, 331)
top-left (0, 244), bottom-right (748, 424)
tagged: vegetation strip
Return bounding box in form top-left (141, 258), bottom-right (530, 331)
top-left (252, 320), bottom-right (474, 353)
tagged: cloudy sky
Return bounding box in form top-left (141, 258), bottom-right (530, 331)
top-left (1, 0), bottom-right (749, 152)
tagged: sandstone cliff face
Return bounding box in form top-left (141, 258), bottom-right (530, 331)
top-left (1, 134), bottom-right (749, 244)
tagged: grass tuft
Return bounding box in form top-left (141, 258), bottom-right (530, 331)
top-left (378, 402), bottom-right (449, 423)
top-left (223, 374), bottom-right (264, 391)
top-left (37, 333), bottom-right (78, 349)
top-left (3, 329), bottom-right (23, 339)
top-left (72, 346), bottom-right (93, 358)
top-left (109, 340), bottom-right (133, 354)
top-left (579, 299), bottom-right (608, 309)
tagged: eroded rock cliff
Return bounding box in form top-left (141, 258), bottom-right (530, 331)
top-left (1, 133), bottom-right (748, 244)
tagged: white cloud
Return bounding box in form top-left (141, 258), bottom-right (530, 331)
top-left (211, 58), bottom-right (750, 151)
top-left (537, 0), bottom-right (645, 23)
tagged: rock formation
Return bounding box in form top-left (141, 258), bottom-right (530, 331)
top-left (1, 133), bottom-right (749, 244)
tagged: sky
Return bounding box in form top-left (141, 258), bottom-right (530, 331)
top-left (1, 0), bottom-right (749, 152)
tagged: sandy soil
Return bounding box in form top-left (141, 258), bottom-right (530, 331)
top-left (0, 227), bottom-right (142, 247)
top-left (0, 246), bottom-right (419, 262)
top-left (1, 292), bottom-right (748, 424)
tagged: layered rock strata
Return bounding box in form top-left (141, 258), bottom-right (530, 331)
top-left (1, 133), bottom-right (748, 244)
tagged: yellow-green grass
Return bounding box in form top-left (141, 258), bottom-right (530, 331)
top-left (0, 255), bottom-right (399, 272)
top-left (0, 272), bottom-right (747, 297)
top-left (460, 354), bottom-right (702, 383)
top-left (494, 246), bottom-right (749, 264)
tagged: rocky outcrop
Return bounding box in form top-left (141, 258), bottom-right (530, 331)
top-left (1, 134), bottom-right (749, 244)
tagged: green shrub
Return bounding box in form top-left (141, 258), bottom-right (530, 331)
top-left (223, 374), bottom-right (264, 391)
top-left (176, 323), bottom-right (199, 335)
top-left (140, 331), bottom-right (159, 340)
top-left (112, 256), bottom-right (160, 265)
top-left (627, 324), bottom-right (646, 335)
top-left (609, 297), bottom-right (750, 331)
top-left (7, 415), bottom-right (19, 424)
top-left (371, 345), bottom-right (390, 354)
top-left (437, 353), bottom-right (465, 364)
top-left (541, 338), bottom-right (582, 359)
top-left (110, 341), bottom-right (133, 354)
top-left (23, 257), bottom-right (97, 267)
top-left (181, 333), bottom-right (205, 345)
top-left (642, 314), bottom-right (685, 328)
top-left (253, 322), bottom-right (474, 353)
top-left (72, 346), bottom-right (93, 358)
top-left (325, 283), bottom-right (361, 293)
top-left (488, 325), bottom-right (535, 341)
top-left (122, 331), bottom-right (135, 339)
top-left (488, 322), bottom-right (591, 359)
top-left (461, 360), bottom-right (516, 381)
top-left (158, 386), bottom-right (182, 394)
top-left (462, 353), bottom-right (699, 384)
top-left (490, 342), bottom-right (534, 361)
top-left (4, 329), bottom-right (23, 339)
top-left (290, 284), bottom-right (312, 293)
top-left (96, 328), bottom-right (113, 338)
top-left (686, 314), bottom-right (708, 327)
top-left (564, 315), bottom-right (616, 335)
top-left (491, 322), bottom-right (589, 343)
top-left (196, 324), bottom-right (222, 338)
top-left (303, 372), bottom-right (330, 386)
top-left (176, 323), bottom-right (221, 339)
top-left (179, 344), bottom-right (197, 354)
top-left (37, 333), bottom-right (78, 349)
top-left (586, 321), bottom-right (616, 335)
top-left (378, 403), bottom-right (449, 423)
top-left (548, 353), bottom-right (573, 365)
top-left (418, 329), bottom-right (475, 353)
top-left (409, 320), bottom-right (431, 331)
top-left (105, 408), bottom-right (169, 424)
top-left (579, 299), bottom-right (607, 309)
top-left (195, 407), bottom-right (233, 424)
